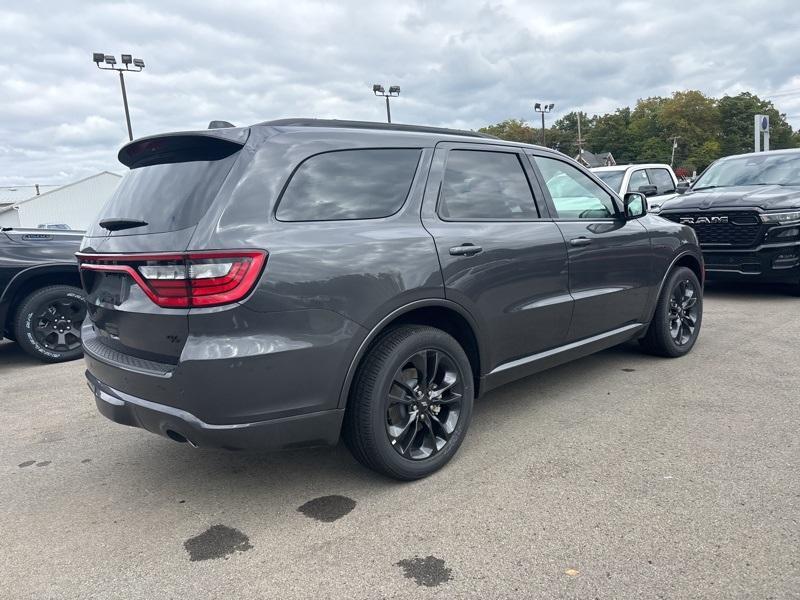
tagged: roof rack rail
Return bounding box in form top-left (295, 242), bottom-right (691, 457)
top-left (256, 118), bottom-right (498, 140)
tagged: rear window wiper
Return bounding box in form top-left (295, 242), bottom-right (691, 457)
top-left (98, 218), bottom-right (148, 232)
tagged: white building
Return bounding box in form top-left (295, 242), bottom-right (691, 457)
top-left (0, 172), bottom-right (121, 230)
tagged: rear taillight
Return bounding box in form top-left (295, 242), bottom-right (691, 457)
top-left (77, 250), bottom-right (267, 308)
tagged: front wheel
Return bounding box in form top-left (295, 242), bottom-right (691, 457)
top-left (640, 266), bottom-right (703, 357)
top-left (343, 325), bottom-right (474, 480)
top-left (13, 285), bottom-right (86, 363)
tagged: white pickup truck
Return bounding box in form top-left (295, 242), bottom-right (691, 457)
top-left (591, 163), bottom-right (688, 211)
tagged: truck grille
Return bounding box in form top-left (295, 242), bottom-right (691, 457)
top-left (662, 211), bottom-right (762, 247)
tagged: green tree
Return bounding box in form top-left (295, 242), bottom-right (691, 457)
top-left (660, 90), bottom-right (721, 170)
top-left (587, 108), bottom-right (633, 162)
top-left (478, 119), bottom-right (537, 144)
top-left (718, 92), bottom-right (796, 155)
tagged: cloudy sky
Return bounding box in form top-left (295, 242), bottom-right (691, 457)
top-left (2, 0), bottom-right (800, 185)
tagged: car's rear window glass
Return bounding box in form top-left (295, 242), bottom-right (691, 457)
top-left (90, 153), bottom-right (239, 236)
top-left (276, 149), bottom-right (422, 221)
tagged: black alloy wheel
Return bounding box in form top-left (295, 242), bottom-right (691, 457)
top-left (344, 325), bottom-right (474, 480)
top-left (13, 285), bottom-right (87, 363)
top-left (32, 297), bottom-right (85, 353)
top-left (668, 278), bottom-right (699, 346)
top-left (640, 266), bottom-right (703, 358)
top-left (386, 349), bottom-right (463, 460)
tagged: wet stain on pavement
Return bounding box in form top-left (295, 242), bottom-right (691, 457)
top-left (396, 555), bottom-right (452, 587)
top-left (35, 461), bottom-right (51, 467)
top-left (18, 460), bottom-right (36, 468)
top-left (622, 368), bottom-right (636, 372)
top-left (81, 459), bottom-right (92, 464)
top-left (183, 525), bottom-right (252, 562)
top-left (297, 495), bottom-right (356, 523)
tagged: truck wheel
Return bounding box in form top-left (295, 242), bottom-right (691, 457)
top-left (13, 285), bottom-right (86, 363)
top-left (343, 325), bottom-right (474, 480)
top-left (640, 267), bottom-right (703, 358)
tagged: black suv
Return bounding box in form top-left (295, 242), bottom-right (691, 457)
top-left (79, 119), bottom-right (704, 479)
top-left (659, 149), bottom-right (800, 290)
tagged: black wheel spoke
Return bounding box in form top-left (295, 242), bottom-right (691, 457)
top-left (385, 348), bottom-right (463, 461)
top-left (409, 351), bottom-right (428, 390)
top-left (666, 278), bottom-right (700, 347)
top-left (435, 391), bottom-right (462, 405)
top-left (429, 413), bottom-right (452, 442)
top-left (391, 378), bottom-right (416, 399)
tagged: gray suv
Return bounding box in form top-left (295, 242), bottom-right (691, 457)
top-left (78, 119), bottom-right (704, 480)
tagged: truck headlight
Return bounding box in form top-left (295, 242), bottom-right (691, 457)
top-left (760, 211), bottom-right (800, 225)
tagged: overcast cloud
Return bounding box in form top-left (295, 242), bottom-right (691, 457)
top-left (2, 0), bottom-right (800, 185)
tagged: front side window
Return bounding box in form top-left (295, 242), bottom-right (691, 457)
top-left (648, 168), bottom-right (676, 194)
top-left (438, 150), bottom-right (538, 220)
top-left (533, 156), bottom-right (617, 219)
top-left (627, 169), bottom-right (650, 193)
top-left (276, 148), bottom-right (421, 221)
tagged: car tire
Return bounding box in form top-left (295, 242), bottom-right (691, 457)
top-left (343, 325), bottom-right (474, 480)
top-left (640, 266), bottom-right (703, 358)
top-left (13, 285), bottom-right (86, 363)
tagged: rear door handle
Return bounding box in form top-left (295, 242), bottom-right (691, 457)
top-left (449, 244), bottom-right (483, 257)
top-left (569, 237), bottom-right (592, 247)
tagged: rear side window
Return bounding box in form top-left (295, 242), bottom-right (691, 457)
top-left (438, 150), bottom-right (539, 220)
top-left (276, 149), bottom-right (421, 221)
top-left (626, 169), bottom-right (650, 193)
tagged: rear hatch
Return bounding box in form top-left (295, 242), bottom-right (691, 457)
top-left (79, 128), bottom-right (256, 364)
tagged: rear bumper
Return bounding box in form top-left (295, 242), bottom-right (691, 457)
top-left (87, 370), bottom-right (344, 450)
top-left (703, 241), bottom-right (800, 283)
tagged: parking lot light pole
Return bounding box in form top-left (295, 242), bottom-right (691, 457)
top-left (534, 102), bottom-right (554, 146)
top-left (373, 84), bottom-right (400, 123)
top-left (93, 53), bottom-right (145, 141)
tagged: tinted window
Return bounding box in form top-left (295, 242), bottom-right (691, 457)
top-left (92, 153), bottom-right (239, 235)
top-left (276, 149), bottom-right (421, 221)
top-left (438, 150), bottom-right (538, 220)
top-left (647, 168), bottom-right (676, 194)
top-left (627, 169), bottom-right (650, 193)
top-left (533, 156), bottom-right (617, 219)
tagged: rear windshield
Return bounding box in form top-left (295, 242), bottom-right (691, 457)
top-left (594, 170), bottom-right (624, 193)
top-left (276, 148), bottom-right (422, 221)
top-left (90, 153), bottom-right (239, 236)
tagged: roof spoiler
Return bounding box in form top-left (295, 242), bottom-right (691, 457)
top-left (118, 128), bottom-right (249, 169)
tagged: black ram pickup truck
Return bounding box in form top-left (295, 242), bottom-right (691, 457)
top-left (659, 148), bottom-right (800, 292)
top-left (0, 228), bottom-right (85, 362)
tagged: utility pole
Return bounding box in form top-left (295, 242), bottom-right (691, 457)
top-left (373, 84), bottom-right (400, 123)
top-left (93, 53), bottom-right (145, 141)
top-left (670, 136), bottom-right (680, 167)
top-left (576, 112), bottom-right (584, 152)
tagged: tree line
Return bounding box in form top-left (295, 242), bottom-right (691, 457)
top-left (479, 91), bottom-right (800, 174)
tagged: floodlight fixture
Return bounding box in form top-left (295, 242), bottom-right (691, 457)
top-left (534, 102), bottom-right (556, 146)
top-left (372, 83), bottom-right (401, 123)
top-left (91, 52), bottom-right (146, 141)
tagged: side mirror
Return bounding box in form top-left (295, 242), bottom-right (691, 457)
top-left (624, 192), bottom-right (647, 220)
top-left (676, 181), bottom-right (690, 194)
top-left (637, 184), bottom-right (658, 197)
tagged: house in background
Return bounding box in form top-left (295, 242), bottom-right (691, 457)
top-left (575, 149), bottom-right (617, 168)
top-left (0, 171), bottom-right (121, 230)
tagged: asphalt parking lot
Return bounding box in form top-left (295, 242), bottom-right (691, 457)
top-left (1, 283), bottom-right (798, 600)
